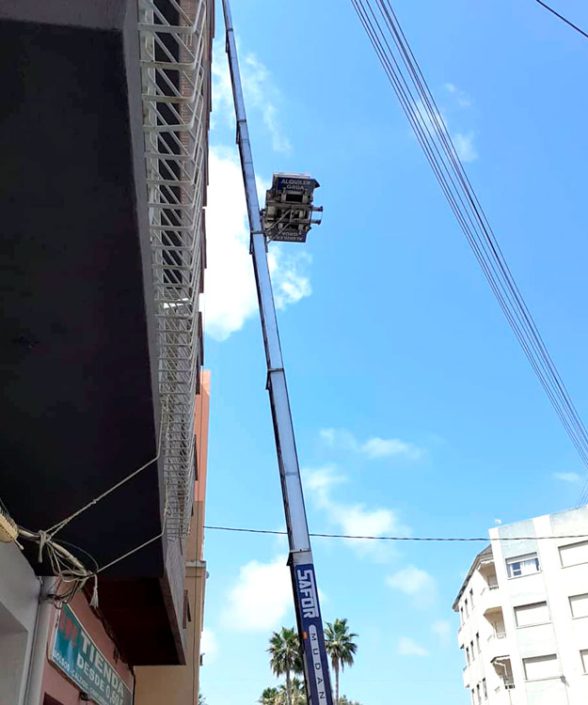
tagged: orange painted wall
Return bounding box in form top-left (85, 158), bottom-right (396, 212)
top-left (134, 369), bottom-right (210, 705)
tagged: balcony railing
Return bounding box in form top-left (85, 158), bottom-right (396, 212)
top-left (138, 0), bottom-right (210, 538)
top-left (487, 631), bottom-right (506, 642)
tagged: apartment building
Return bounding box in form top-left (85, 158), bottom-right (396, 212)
top-left (0, 0), bottom-right (213, 702)
top-left (453, 506), bottom-right (588, 705)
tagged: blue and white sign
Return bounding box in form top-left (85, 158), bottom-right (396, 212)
top-left (50, 605), bottom-right (133, 705)
top-left (293, 564), bottom-right (334, 705)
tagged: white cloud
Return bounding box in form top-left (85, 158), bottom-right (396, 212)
top-left (303, 466), bottom-right (410, 561)
top-left (304, 465), bottom-right (346, 506)
top-left (221, 556), bottom-right (292, 632)
top-left (243, 54), bottom-right (292, 154)
top-left (319, 428), bottom-right (357, 451)
top-left (553, 472), bottom-right (582, 485)
top-left (332, 504), bottom-right (402, 540)
top-left (201, 627), bottom-right (219, 663)
top-left (397, 637), bottom-right (428, 657)
top-left (203, 147), bottom-right (312, 341)
top-left (361, 437), bottom-right (422, 460)
top-left (414, 98), bottom-right (478, 163)
top-left (431, 619), bottom-right (451, 644)
top-left (387, 565), bottom-right (437, 608)
top-left (444, 82), bottom-right (472, 109)
top-left (269, 249), bottom-right (312, 309)
top-left (211, 43), bottom-right (234, 130)
top-left (494, 518), bottom-right (503, 525)
top-left (212, 43), bottom-right (291, 153)
top-left (453, 132), bottom-right (478, 163)
top-left (319, 428), bottom-right (423, 461)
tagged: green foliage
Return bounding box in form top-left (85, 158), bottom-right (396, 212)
top-left (267, 627), bottom-right (304, 705)
top-left (259, 678), bottom-right (308, 705)
top-left (259, 687), bottom-right (281, 705)
top-left (268, 627), bottom-right (304, 677)
top-left (281, 677), bottom-right (307, 705)
top-left (324, 619), bottom-right (358, 705)
top-left (264, 621), bottom-right (358, 705)
top-left (338, 696), bottom-right (361, 705)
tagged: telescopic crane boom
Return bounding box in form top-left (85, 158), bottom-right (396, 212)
top-left (221, 5), bottom-right (334, 705)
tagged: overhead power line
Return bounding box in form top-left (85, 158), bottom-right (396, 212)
top-left (534, 0), bottom-right (588, 40)
top-left (204, 524), bottom-right (588, 543)
top-left (350, 0), bottom-right (588, 505)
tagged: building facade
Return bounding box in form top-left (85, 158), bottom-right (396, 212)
top-left (454, 506), bottom-right (588, 705)
top-left (15, 368), bottom-right (210, 705)
top-left (135, 370), bottom-right (211, 705)
top-left (0, 544), bottom-right (39, 705)
top-left (0, 0), bottom-right (213, 700)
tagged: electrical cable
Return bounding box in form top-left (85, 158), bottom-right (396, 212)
top-left (18, 527), bottom-right (96, 606)
top-left (204, 524), bottom-right (588, 543)
top-left (46, 420), bottom-right (163, 538)
top-left (349, 0), bottom-right (588, 505)
top-left (534, 0), bottom-right (588, 40)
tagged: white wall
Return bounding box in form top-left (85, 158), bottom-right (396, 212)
top-left (0, 543), bottom-right (40, 705)
top-left (489, 506), bottom-right (588, 705)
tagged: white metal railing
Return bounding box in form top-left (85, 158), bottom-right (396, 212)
top-left (138, 0), bottom-right (210, 538)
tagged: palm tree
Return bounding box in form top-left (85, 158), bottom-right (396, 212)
top-left (324, 619), bottom-right (358, 705)
top-left (281, 677), bottom-right (306, 705)
top-left (338, 696), bottom-right (361, 705)
top-left (259, 687), bottom-right (281, 705)
top-left (268, 627), bottom-right (303, 705)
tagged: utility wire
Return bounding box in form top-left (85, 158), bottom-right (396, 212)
top-left (204, 524), bottom-right (588, 542)
top-left (534, 0), bottom-right (588, 40)
top-left (350, 0), bottom-right (588, 505)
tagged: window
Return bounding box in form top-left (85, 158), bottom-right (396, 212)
top-left (470, 689), bottom-right (475, 705)
top-left (559, 540), bottom-right (588, 568)
top-left (482, 678), bottom-right (488, 700)
top-left (466, 646), bottom-right (471, 664)
top-left (506, 553), bottom-right (540, 578)
top-left (523, 654), bottom-right (559, 681)
top-left (470, 640), bottom-right (475, 660)
top-left (514, 601), bottom-right (549, 627)
top-left (182, 589), bottom-right (192, 628)
top-left (569, 594), bottom-right (588, 619)
top-left (465, 597), bottom-right (469, 617)
top-left (476, 632), bottom-right (481, 654)
top-left (460, 606), bottom-right (464, 624)
top-left (581, 649), bottom-right (588, 674)
top-left (470, 588), bottom-right (475, 608)
top-left (476, 684), bottom-right (481, 705)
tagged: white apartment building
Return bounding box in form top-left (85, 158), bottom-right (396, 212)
top-left (453, 506), bottom-right (588, 705)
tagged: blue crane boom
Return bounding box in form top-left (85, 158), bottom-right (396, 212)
top-left (221, 4), bottom-right (333, 705)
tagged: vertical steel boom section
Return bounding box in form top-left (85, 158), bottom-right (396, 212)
top-left (221, 4), bottom-right (334, 705)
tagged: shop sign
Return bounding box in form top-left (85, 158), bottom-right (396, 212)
top-left (50, 604), bottom-right (133, 705)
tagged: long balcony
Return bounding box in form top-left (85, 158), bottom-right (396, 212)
top-left (0, 0), bottom-right (212, 665)
top-left (478, 582), bottom-right (501, 614)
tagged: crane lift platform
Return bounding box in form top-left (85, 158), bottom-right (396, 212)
top-left (262, 173), bottom-right (323, 243)
top-left (222, 3), bottom-right (334, 705)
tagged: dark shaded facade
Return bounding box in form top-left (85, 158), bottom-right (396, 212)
top-left (0, 0), bottom-right (213, 672)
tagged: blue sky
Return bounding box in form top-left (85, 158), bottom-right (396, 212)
top-left (199, 3), bottom-right (588, 705)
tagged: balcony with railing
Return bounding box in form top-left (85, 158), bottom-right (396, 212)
top-left (0, 0), bottom-right (212, 666)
